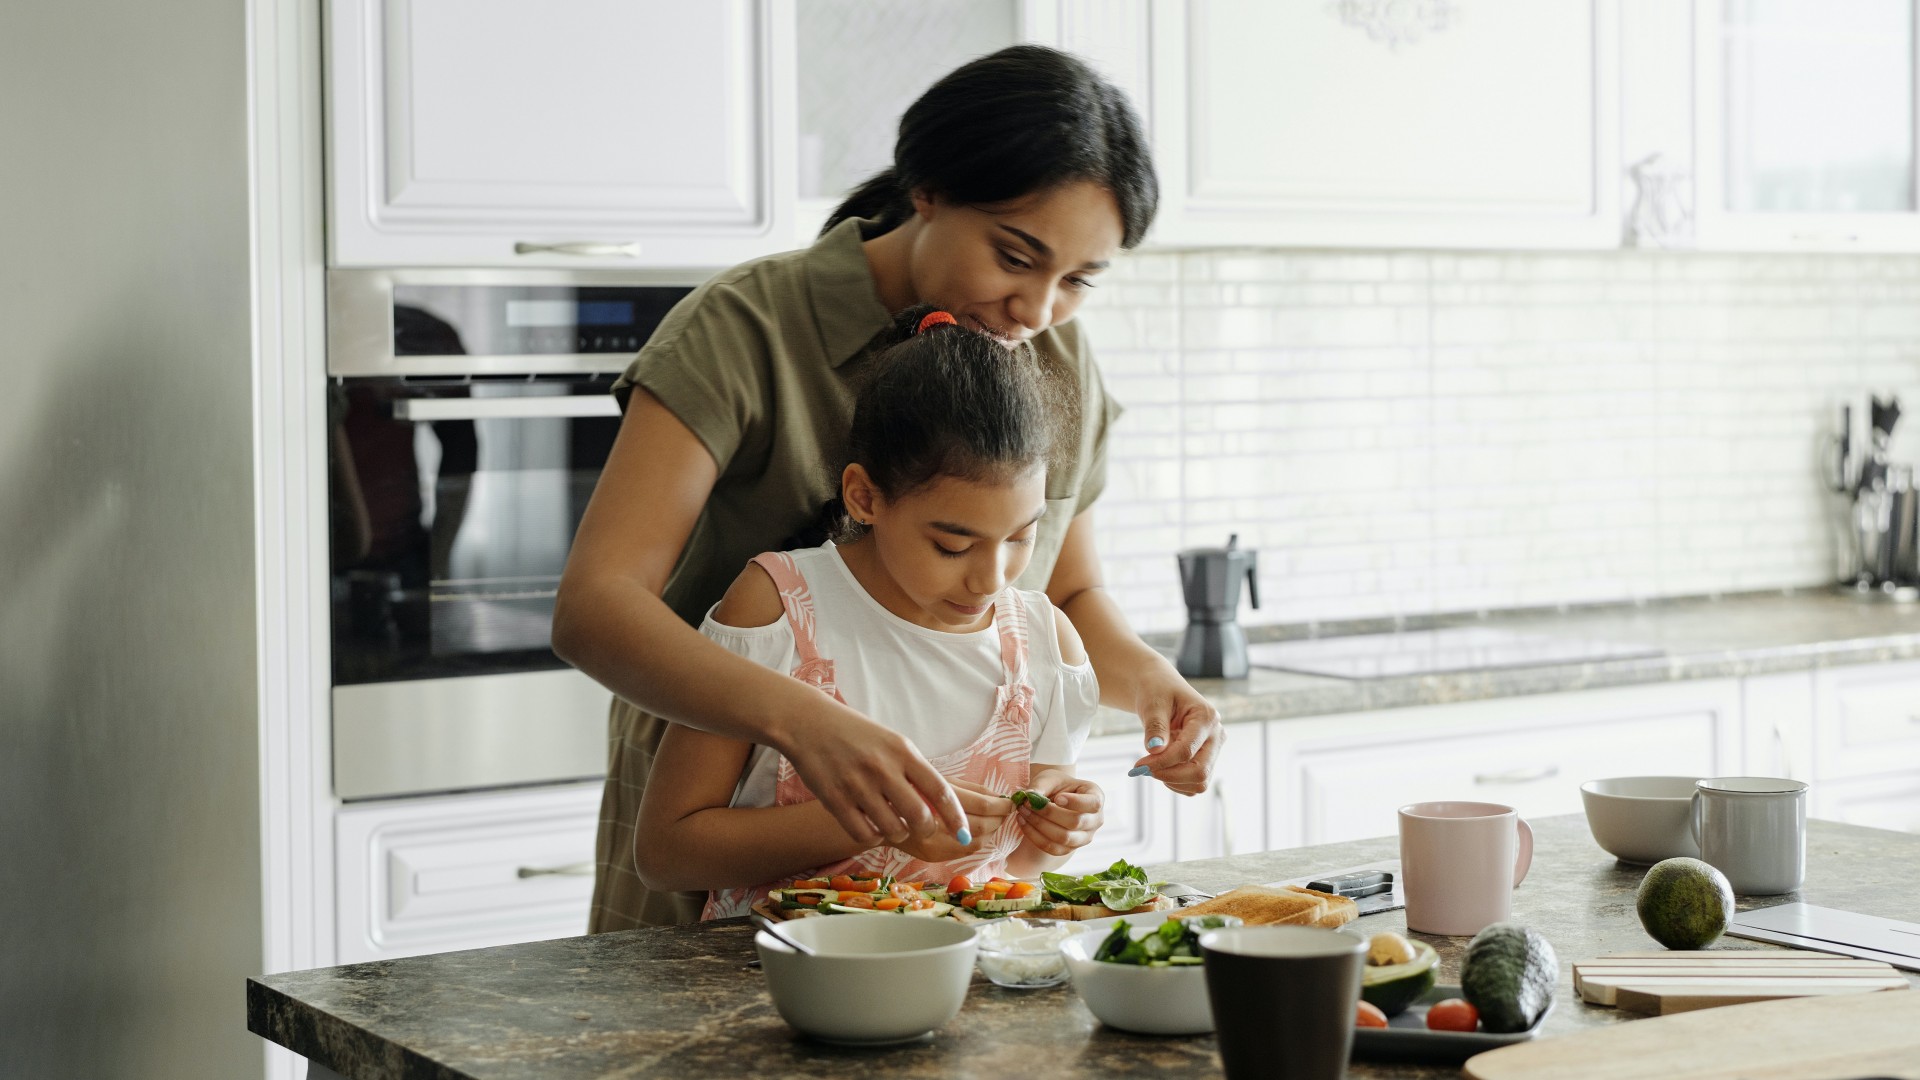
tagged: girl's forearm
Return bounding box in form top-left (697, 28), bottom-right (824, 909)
top-left (636, 799), bottom-right (873, 894)
top-left (1059, 585), bottom-right (1174, 710)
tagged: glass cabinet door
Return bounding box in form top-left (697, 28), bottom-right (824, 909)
top-left (1697, 0), bottom-right (1920, 248)
top-left (794, 0), bottom-right (1023, 238)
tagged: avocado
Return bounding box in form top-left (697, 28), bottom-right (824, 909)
top-left (1460, 923), bottom-right (1556, 1034)
top-left (1360, 937), bottom-right (1439, 1017)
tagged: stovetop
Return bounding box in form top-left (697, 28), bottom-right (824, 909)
top-left (1244, 626), bottom-right (1665, 680)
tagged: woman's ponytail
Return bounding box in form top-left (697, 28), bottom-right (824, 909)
top-left (821, 167), bottom-right (914, 238)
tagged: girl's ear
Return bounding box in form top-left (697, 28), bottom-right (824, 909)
top-left (909, 187), bottom-right (939, 222)
top-left (841, 463), bottom-right (883, 525)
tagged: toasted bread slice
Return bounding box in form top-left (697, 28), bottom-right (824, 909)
top-left (1058, 894), bottom-right (1177, 921)
top-left (1169, 884), bottom-right (1353, 927)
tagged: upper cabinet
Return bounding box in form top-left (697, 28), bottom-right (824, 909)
top-left (1693, 0), bottom-right (1920, 250)
top-left (326, 0), bottom-right (795, 268)
top-left (1140, 0), bottom-right (1621, 250)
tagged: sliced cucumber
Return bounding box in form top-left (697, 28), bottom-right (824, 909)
top-left (902, 902), bottom-right (955, 918)
top-left (975, 895), bottom-right (1044, 913)
top-left (819, 903), bottom-right (889, 915)
top-left (918, 887), bottom-right (949, 904)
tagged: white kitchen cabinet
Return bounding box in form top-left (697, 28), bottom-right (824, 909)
top-left (1143, 0), bottom-right (1621, 250)
top-left (1059, 729), bottom-right (1178, 874)
top-left (1812, 771), bottom-right (1920, 833)
top-left (335, 782), bottom-right (600, 964)
top-left (326, 0), bottom-right (795, 268)
top-left (1810, 660), bottom-right (1920, 783)
top-left (1265, 680), bottom-right (1742, 849)
top-left (1692, 0), bottom-right (1920, 251)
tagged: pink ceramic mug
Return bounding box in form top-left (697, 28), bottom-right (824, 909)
top-left (1398, 801), bottom-right (1534, 936)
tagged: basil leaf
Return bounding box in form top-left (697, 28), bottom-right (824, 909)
top-left (1042, 871), bottom-right (1097, 903)
top-left (1104, 859), bottom-right (1148, 883)
top-left (1098, 880), bottom-right (1155, 911)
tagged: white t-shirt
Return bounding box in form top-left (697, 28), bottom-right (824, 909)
top-left (700, 544), bottom-right (1100, 809)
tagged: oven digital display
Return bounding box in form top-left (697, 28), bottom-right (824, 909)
top-left (578, 300), bottom-right (634, 326)
top-left (505, 299), bottom-right (578, 328)
top-left (393, 284), bottom-right (689, 356)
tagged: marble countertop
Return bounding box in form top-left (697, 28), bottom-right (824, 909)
top-left (248, 816), bottom-right (1920, 1080)
top-left (1091, 590), bottom-right (1920, 737)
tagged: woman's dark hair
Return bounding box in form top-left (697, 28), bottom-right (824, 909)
top-left (786, 305), bottom-right (1070, 548)
top-left (823, 45), bottom-right (1157, 248)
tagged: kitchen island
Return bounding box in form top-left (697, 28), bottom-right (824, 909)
top-left (249, 816), bottom-right (1920, 1079)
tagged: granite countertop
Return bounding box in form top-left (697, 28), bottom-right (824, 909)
top-left (249, 816), bottom-right (1920, 1080)
top-left (1089, 590), bottom-right (1920, 737)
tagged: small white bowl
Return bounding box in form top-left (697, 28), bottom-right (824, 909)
top-left (1059, 915), bottom-right (1231, 1036)
top-left (1581, 775), bottom-right (1703, 864)
top-left (974, 918), bottom-right (1077, 988)
top-left (755, 916), bottom-right (978, 1045)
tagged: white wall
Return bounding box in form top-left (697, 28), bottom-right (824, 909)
top-left (1082, 250), bottom-right (1920, 634)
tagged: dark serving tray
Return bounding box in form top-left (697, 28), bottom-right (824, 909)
top-left (1351, 984), bottom-right (1551, 1065)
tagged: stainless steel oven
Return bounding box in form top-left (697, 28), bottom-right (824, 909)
top-left (328, 269), bottom-right (700, 799)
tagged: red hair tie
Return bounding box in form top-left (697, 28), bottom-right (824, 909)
top-left (915, 310), bottom-right (958, 334)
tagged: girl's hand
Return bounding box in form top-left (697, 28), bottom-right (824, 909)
top-left (1130, 667), bottom-right (1224, 797)
top-left (1016, 771), bottom-right (1104, 857)
top-left (890, 782), bottom-right (1010, 863)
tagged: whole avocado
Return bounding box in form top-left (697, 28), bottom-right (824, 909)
top-left (1460, 923), bottom-right (1557, 1034)
top-left (1635, 857), bottom-right (1734, 950)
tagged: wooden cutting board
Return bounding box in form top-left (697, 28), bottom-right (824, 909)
top-left (1464, 990), bottom-right (1920, 1080)
top-left (1574, 949), bottom-right (1909, 1015)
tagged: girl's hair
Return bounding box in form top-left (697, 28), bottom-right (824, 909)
top-left (823, 44), bottom-right (1157, 249)
top-left (787, 305), bottom-right (1070, 548)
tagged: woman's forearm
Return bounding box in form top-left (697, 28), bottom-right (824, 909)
top-left (1059, 584), bottom-right (1176, 711)
top-left (635, 798), bottom-right (872, 894)
top-left (552, 574), bottom-right (818, 754)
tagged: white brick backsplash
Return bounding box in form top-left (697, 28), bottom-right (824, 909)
top-left (1081, 249), bottom-right (1920, 632)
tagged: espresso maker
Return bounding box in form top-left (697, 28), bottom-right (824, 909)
top-left (1830, 395), bottom-right (1918, 598)
top-left (1175, 534), bottom-right (1260, 679)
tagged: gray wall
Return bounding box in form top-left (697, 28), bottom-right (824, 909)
top-left (0, 2), bottom-right (264, 1077)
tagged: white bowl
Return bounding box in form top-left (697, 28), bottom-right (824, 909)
top-left (974, 918), bottom-right (1077, 988)
top-left (1059, 916), bottom-right (1220, 1036)
top-left (755, 916), bottom-right (978, 1045)
top-left (1581, 775), bottom-right (1703, 864)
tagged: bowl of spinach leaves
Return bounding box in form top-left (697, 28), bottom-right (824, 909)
top-left (1059, 914), bottom-right (1240, 1035)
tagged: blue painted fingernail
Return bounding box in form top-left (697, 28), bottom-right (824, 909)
top-left (956, 828), bottom-right (972, 845)
top-left (1127, 765), bottom-right (1152, 778)
top-left (1146, 737), bottom-right (1166, 750)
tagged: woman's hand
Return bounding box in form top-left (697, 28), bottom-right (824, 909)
top-left (1016, 770), bottom-right (1105, 857)
top-left (779, 698), bottom-right (971, 847)
top-left (888, 780), bottom-right (1010, 863)
top-left (1129, 665), bottom-right (1224, 797)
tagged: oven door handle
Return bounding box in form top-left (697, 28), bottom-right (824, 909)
top-left (391, 396), bottom-right (621, 422)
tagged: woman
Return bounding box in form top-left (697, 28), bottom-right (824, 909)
top-left (553, 45), bottom-right (1224, 931)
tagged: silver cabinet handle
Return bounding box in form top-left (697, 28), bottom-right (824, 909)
top-left (514, 240), bottom-right (642, 258)
top-left (517, 861), bottom-right (595, 879)
top-left (392, 396), bottom-right (619, 422)
top-left (1473, 765), bottom-right (1559, 785)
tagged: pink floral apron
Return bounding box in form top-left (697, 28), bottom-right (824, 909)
top-left (700, 550), bottom-right (1038, 920)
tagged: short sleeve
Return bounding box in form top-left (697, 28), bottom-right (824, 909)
top-left (612, 282), bottom-right (772, 473)
top-left (1027, 595), bottom-right (1100, 766)
top-left (1046, 317), bottom-right (1124, 517)
top-left (698, 602), bottom-right (796, 674)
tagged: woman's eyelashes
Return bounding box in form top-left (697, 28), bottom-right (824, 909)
top-left (996, 246), bottom-right (1094, 291)
top-left (932, 535), bottom-right (1037, 559)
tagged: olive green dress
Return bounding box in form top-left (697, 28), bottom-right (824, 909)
top-left (589, 217), bottom-right (1122, 930)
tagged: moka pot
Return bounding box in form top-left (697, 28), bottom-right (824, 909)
top-left (1175, 534), bottom-right (1260, 679)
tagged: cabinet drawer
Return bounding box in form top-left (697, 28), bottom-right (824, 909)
top-left (1811, 772), bottom-right (1920, 834)
top-left (1292, 712), bottom-right (1718, 847)
top-left (1059, 731), bottom-right (1176, 875)
top-left (336, 784), bottom-right (600, 963)
top-left (1815, 663), bottom-right (1920, 782)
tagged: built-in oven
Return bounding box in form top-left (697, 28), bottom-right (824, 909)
top-left (327, 269), bottom-right (701, 799)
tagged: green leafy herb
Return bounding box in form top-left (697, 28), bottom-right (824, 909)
top-left (1093, 915), bottom-right (1235, 967)
top-left (1009, 790), bottom-right (1051, 810)
top-left (1042, 859), bottom-right (1159, 910)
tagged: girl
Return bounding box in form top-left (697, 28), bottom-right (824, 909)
top-left (633, 307), bottom-right (1104, 911)
top-left (554, 44), bottom-right (1224, 931)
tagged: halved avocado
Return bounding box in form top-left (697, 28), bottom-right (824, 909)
top-left (1360, 940), bottom-right (1439, 1017)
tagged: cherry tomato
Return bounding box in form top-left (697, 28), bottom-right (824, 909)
top-left (797, 877), bottom-right (832, 889)
top-left (836, 893), bottom-right (876, 909)
top-left (947, 875), bottom-right (972, 895)
top-left (1355, 1001), bottom-right (1389, 1029)
top-left (1425, 999), bottom-right (1479, 1033)
top-left (1006, 882), bottom-right (1037, 899)
top-left (873, 897), bottom-right (905, 911)
top-left (828, 874), bottom-right (854, 892)
top-left (960, 894), bottom-right (982, 909)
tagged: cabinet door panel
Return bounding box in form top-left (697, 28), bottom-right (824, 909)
top-left (1812, 772), bottom-right (1920, 833)
top-left (1151, 0), bottom-right (1619, 249)
top-left (330, 0), bottom-right (793, 266)
top-left (336, 784), bottom-right (599, 963)
top-left (1059, 731), bottom-right (1177, 874)
top-left (1814, 661), bottom-right (1920, 782)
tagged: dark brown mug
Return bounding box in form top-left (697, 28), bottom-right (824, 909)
top-left (1201, 926), bottom-right (1368, 1080)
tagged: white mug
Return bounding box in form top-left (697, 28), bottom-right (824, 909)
top-left (1690, 777), bottom-right (1807, 895)
top-left (1398, 801), bottom-right (1534, 936)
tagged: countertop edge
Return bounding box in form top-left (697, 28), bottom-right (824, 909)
top-left (250, 976), bottom-right (476, 1080)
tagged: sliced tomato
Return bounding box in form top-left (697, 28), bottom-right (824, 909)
top-left (837, 893), bottom-right (876, 909)
top-left (833, 876), bottom-right (880, 893)
top-left (828, 874), bottom-right (854, 892)
top-left (947, 874), bottom-right (972, 895)
top-left (960, 894), bottom-right (982, 909)
top-left (796, 877), bottom-right (832, 889)
top-left (1005, 882), bottom-right (1036, 899)
top-left (873, 897), bottom-right (905, 911)
top-left (907, 898), bottom-right (936, 911)
top-left (983, 880), bottom-right (1013, 896)
top-left (794, 894), bottom-right (822, 906)
top-left (1355, 1001), bottom-right (1389, 1029)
